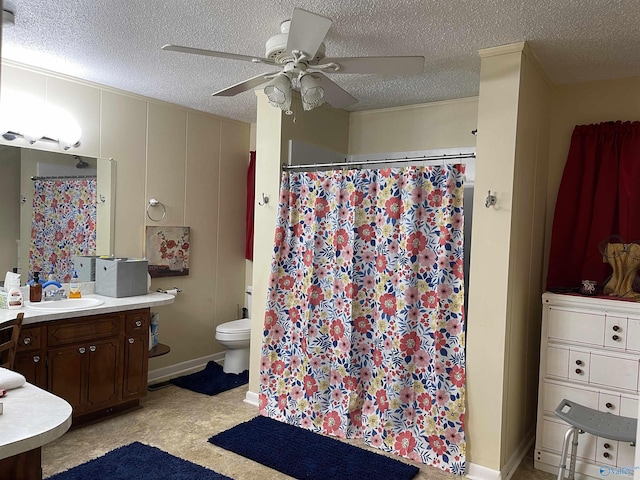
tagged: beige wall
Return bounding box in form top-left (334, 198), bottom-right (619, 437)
top-left (1, 60), bottom-right (251, 370)
top-left (0, 145), bottom-right (20, 275)
top-left (348, 97), bottom-right (479, 155)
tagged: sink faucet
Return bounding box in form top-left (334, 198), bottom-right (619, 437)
top-left (42, 281), bottom-right (67, 301)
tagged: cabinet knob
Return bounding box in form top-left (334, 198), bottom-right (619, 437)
top-left (79, 347), bottom-right (86, 354)
top-left (33, 355), bottom-right (40, 363)
top-left (575, 360), bottom-right (583, 366)
top-left (23, 337), bottom-right (31, 345)
top-left (90, 345), bottom-right (97, 352)
top-left (612, 335), bottom-right (620, 341)
top-left (613, 325), bottom-right (620, 332)
top-left (575, 368), bottom-right (583, 375)
top-left (603, 452), bottom-right (611, 459)
top-left (129, 338), bottom-right (135, 344)
top-left (604, 443), bottom-right (612, 449)
top-left (606, 402), bottom-right (614, 409)
top-left (135, 320), bottom-right (142, 327)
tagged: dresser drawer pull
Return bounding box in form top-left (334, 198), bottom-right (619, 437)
top-left (33, 355), bottom-right (40, 363)
top-left (79, 347), bottom-right (85, 354)
top-left (575, 368), bottom-right (583, 374)
top-left (604, 443), bottom-right (612, 449)
top-left (606, 402), bottom-right (614, 410)
top-left (612, 335), bottom-right (620, 341)
top-left (23, 337), bottom-right (31, 345)
top-left (603, 452), bottom-right (611, 459)
top-left (129, 338), bottom-right (135, 344)
top-left (613, 325), bottom-right (620, 332)
top-left (135, 320), bottom-right (142, 327)
top-left (90, 345), bottom-right (96, 352)
top-left (575, 360), bottom-right (583, 366)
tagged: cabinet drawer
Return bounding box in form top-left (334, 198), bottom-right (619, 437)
top-left (599, 392), bottom-right (621, 415)
top-left (125, 311), bottom-right (149, 334)
top-left (604, 316), bottom-right (626, 350)
top-left (568, 349), bottom-right (590, 383)
top-left (547, 345), bottom-right (569, 378)
top-left (548, 307), bottom-right (604, 346)
top-left (543, 381), bottom-right (598, 413)
top-left (596, 438), bottom-right (617, 466)
top-left (626, 318), bottom-right (640, 352)
top-left (620, 395), bottom-right (638, 418)
top-left (589, 353), bottom-right (639, 392)
top-left (48, 315), bottom-right (121, 346)
top-left (540, 417), bottom-right (596, 461)
top-left (17, 326), bottom-right (42, 352)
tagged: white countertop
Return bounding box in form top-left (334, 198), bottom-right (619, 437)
top-left (0, 292), bottom-right (175, 326)
top-left (0, 382), bottom-right (72, 460)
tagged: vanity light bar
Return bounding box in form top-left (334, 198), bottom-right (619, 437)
top-left (2, 131), bottom-right (81, 150)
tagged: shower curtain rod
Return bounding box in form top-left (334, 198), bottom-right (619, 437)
top-left (31, 174), bottom-right (97, 181)
top-left (282, 152), bottom-right (476, 171)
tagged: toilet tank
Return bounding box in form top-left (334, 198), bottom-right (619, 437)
top-left (245, 286), bottom-right (252, 318)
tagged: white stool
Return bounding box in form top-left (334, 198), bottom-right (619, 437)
top-left (554, 399), bottom-right (637, 480)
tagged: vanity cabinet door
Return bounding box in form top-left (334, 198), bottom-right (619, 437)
top-left (49, 344), bottom-right (85, 411)
top-left (49, 338), bottom-right (122, 414)
top-left (85, 337), bottom-right (122, 411)
top-left (123, 333), bottom-right (148, 400)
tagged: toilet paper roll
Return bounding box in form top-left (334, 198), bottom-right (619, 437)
top-left (157, 288), bottom-right (180, 296)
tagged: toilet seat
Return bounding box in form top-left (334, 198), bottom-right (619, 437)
top-left (216, 318), bottom-right (251, 341)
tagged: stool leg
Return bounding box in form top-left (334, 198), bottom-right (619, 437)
top-left (557, 427), bottom-right (579, 480)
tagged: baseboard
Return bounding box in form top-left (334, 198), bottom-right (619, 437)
top-left (466, 429), bottom-right (534, 480)
top-left (466, 462), bottom-right (502, 480)
top-left (501, 430), bottom-right (534, 480)
top-left (147, 352), bottom-right (225, 385)
top-left (244, 390), bottom-right (259, 407)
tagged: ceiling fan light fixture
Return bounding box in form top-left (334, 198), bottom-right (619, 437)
top-left (264, 73), bottom-right (293, 114)
top-left (300, 74), bottom-right (325, 111)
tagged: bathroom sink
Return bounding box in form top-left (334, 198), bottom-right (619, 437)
top-left (26, 297), bottom-right (104, 311)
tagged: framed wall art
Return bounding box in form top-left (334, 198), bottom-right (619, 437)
top-left (145, 226), bottom-right (190, 277)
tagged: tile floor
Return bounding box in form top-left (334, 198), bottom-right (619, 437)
top-left (42, 384), bottom-right (554, 479)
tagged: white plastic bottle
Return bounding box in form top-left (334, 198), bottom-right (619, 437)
top-left (7, 287), bottom-right (23, 309)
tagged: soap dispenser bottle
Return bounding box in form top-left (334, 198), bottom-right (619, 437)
top-left (29, 271), bottom-right (42, 302)
top-left (69, 271), bottom-right (82, 299)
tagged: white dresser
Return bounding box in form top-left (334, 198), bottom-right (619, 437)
top-left (535, 292), bottom-right (639, 477)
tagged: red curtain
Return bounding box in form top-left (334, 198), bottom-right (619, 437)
top-left (547, 121), bottom-right (640, 291)
top-left (245, 151), bottom-right (256, 260)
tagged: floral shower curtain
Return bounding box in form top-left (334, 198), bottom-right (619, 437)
top-left (30, 179), bottom-right (97, 282)
top-left (260, 165), bottom-right (466, 474)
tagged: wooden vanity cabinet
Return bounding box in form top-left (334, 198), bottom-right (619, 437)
top-left (14, 308), bottom-right (150, 426)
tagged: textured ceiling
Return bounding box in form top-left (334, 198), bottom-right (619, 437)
top-left (2, 0), bottom-right (640, 124)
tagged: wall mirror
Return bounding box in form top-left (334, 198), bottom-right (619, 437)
top-left (0, 144), bottom-right (115, 284)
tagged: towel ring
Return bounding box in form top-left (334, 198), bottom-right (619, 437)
top-left (147, 198), bottom-right (167, 222)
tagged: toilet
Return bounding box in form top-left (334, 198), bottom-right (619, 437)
top-left (216, 287), bottom-right (252, 374)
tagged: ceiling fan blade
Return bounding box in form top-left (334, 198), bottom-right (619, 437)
top-left (162, 44), bottom-right (276, 66)
top-left (286, 8), bottom-right (332, 59)
top-left (211, 72), bottom-right (279, 97)
top-left (317, 56), bottom-right (425, 74)
top-left (314, 73), bottom-right (357, 109)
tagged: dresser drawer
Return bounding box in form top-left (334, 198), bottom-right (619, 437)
top-left (626, 318), bottom-right (640, 352)
top-left (542, 381), bottom-right (598, 414)
top-left (125, 310), bottom-right (149, 334)
top-left (619, 395), bottom-right (638, 418)
top-left (547, 345), bottom-right (569, 378)
top-left (604, 316), bottom-right (626, 350)
top-left (548, 307), bottom-right (604, 346)
top-left (589, 353), bottom-right (639, 392)
top-left (568, 349), bottom-right (590, 383)
top-left (540, 417), bottom-right (596, 461)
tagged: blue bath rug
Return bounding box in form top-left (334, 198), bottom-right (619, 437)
top-left (48, 441), bottom-right (232, 480)
top-left (208, 415), bottom-right (420, 480)
top-left (170, 360), bottom-right (248, 396)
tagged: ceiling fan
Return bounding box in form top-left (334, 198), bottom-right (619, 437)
top-left (162, 8), bottom-right (425, 114)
